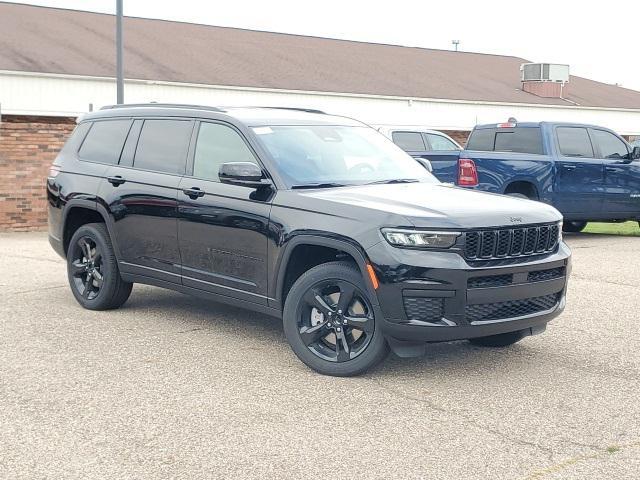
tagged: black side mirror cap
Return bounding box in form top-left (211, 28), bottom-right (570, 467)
top-left (219, 162), bottom-right (273, 189)
top-left (631, 146), bottom-right (640, 160)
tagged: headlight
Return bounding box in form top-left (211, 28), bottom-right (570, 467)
top-left (381, 228), bottom-right (461, 248)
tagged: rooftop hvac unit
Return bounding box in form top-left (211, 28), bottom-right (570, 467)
top-left (521, 63), bottom-right (570, 83)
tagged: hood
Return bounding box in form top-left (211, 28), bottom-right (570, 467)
top-left (291, 182), bottom-right (561, 229)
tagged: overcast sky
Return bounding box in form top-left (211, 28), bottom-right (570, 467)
top-left (14, 0), bottom-right (640, 92)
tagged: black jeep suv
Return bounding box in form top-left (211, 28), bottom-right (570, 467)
top-left (48, 104), bottom-right (571, 376)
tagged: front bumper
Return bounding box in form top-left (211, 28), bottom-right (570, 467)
top-left (367, 241), bottom-right (571, 343)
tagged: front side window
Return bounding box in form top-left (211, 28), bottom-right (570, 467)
top-left (591, 129), bottom-right (628, 159)
top-left (557, 127), bottom-right (594, 158)
top-left (425, 133), bottom-right (459, 151)
top-left (253, 125), bottom-right (437, 187)
top-left (391, 131), bottom-right (426, 151)
top-left (79, 119), bottom-right (132, 164)
top-left (193, 123), bottom-right (258, 181)
top-left (133, 120), bottom-right (192, 174)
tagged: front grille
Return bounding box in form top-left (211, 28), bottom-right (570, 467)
top-left (465, 293), bottom-right (560, 322)
top-left (468, 274), bottom-right (513, 288)
top-left (404, 297), bottom-right (444, 323)
top-left (528, 267), bottom-right (565, 282)
top-left (464, 223), bottom-right (559, 260)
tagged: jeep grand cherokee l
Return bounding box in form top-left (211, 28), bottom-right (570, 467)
top-left (47, 105), bottom-right (571, 376)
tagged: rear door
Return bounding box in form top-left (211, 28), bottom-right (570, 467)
top-left (590, 128), bottom-right (640, 217)
top-left (177, 120), bottom-right (272, 305)
top-left (100, 118), bottom-right (194, 283)
top-left (552, 126), bottom-right (604, 216)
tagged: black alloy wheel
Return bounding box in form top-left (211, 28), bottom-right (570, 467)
top-left (298, 279), bottom-right (374, 363)
top-left (69, 236), bottom-right (104, 301)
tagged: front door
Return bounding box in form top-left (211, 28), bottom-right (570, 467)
top-left (590, 128), bottom-right (640, 218)
top-left (178, 121), bottom-right (272, 305)
top-left (553, 126), bottom-right (604, 217)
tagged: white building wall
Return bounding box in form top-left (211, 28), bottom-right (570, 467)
top-left (2, 70), bottom-right (640, 135)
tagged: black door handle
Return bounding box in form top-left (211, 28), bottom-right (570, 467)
top-left (183, 187), bottom-right (205, 199)
top-left (107, 175), bottom-right (126, 186)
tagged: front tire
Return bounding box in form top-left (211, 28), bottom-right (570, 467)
top-left (67, 223), bottom-right (132, 310)
top-left (468, 329), bottom-right (527, 348)
top-left (562, 221), bottom-right (587, 233)
top-left (283, 261), bottom-right (388, 376)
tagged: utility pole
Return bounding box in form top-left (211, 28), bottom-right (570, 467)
top-left (116, 0), bottom-right (124, 104)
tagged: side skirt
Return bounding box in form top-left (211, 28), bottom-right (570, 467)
top-left (120, 272), bottom-right (283, 319)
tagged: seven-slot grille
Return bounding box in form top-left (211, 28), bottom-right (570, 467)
top-left (464, 224), bottom-right (559, 260)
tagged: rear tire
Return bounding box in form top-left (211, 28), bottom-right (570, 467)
top-left (562, 221), bottom-right (587, 233)
top-left (283, 261), bottom-right (388, 376)
top-left (67, 223), bottom-right (132, 310)
top-left (469, 329), bottom-right (527, 348)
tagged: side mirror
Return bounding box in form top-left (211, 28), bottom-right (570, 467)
top-left (631, 146), bottom-right (640, 160)
top-left (219, 162), bottom-right (272, 189)
top-left (414, 157), bottom-right (433, 172)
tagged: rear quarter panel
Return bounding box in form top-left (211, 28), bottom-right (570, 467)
top-left (459, 150), bottom-right (555, 201)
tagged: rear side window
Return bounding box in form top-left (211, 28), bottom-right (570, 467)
top-left (466, 129), bottom-right (495, 151)
top-left (392, 131), bottom-right (426, 151)
top-left (556, 127), bottom-right (594, 158)
top-left (193, 123), bottom-right (258, 181)
top-left (467, 127), bottom-right (543, 154)
top-left (591, 129), bottom-right (628, 159)
top-left (425, 133), bottom-right (459, 151)
top-left (133, 120), bottom-right (193, 174)
top-left (79, 119), bottom-right (132, 164)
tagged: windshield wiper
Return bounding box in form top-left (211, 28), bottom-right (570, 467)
top-left (366, 178), bottom-right (420, 185)
top-left (291, 182), bottom-right (350, 189)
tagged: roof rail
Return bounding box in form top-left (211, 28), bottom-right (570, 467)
top-left (239, 106), bottom-right (326, 115)
top-left (100, 103), bottom-right (225, 112)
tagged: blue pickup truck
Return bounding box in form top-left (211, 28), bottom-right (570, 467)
top-left (384, 122), bottom-right (640, 232)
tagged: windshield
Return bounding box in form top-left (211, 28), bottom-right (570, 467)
top-left (252, 125), bottom-right (438, 188)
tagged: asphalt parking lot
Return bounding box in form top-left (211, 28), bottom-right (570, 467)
top-left (1, 232), bottom-right (638, 479)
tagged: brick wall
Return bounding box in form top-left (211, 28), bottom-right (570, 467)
top-left (0, 115), bottom-right (76, 231)
top-left (439, 130), bottom-right (470, 147)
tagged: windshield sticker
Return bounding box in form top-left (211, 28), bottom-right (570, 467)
top-left (253, 127), bottom-right (273, 135)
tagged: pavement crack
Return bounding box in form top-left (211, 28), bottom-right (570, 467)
top-left (176, 327), bottom-right (203, 334)
top-left (370, 378), bottom-right (556, 459)
top-left (570, 274), bottom-right (638, 288)
top-left (523, 440), bottom-right (640, 479)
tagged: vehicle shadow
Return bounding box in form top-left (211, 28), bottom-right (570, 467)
top-left (123, 286), bottom-right (543, 378)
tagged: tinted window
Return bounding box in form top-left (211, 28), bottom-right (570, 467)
top-left (557, 127), bottom-right (594, 158)
top-left (591, 129), bottom-right (628, 159)
top-left (392, 131), bottom-right (426, 151)
top-left (466, 128), bottom-right (495, 151)
top-left (133, 120), bottom-right (192, 174)
top-left (494, 128), bottom-right (543, 154)
top-left (79, 119), bottom-right (132, 164)
top-left (193, 123), bottom-right (258, 181)
top-left (425, 133), bottom-right (459, 151)
top-left (467, 127), bottom-right (543, 154)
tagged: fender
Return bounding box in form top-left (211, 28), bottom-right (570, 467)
top-left (61, 198), bottom-right (123, 262)
top-left (271, 233), bottom-right (379, 309)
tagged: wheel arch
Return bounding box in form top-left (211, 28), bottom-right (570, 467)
top-left (503, 179), bottom-right (540, 200)
top-left (273, 235), bottom-right (378, 309)
top-left (62, 200), bottom-right (121, 260)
